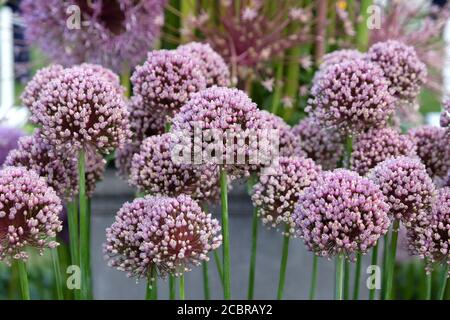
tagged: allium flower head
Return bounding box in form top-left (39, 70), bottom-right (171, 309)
top-left (21, 0), bottom-right (167, 73)
top-left (131, 50), bottom-right (207, 119)
top-left (319, 49), bottom-right (365, 72)
top-left (291, 116), bottom-right (344, 170)
top-left (104, 195), bottom-right (222, 278)
top-left (0, 166), bottom-right (62, 263)
top-left (307, 59), bottom-right (395, 134)
top-left (367, 40), bottom-right (427, 101)
top-left (351, 127), bottom-right (417, 176)
top-left (130, 134), bottom-right (221, 204)
top-left (408, 126), bottom-right (450, 181)
top-left (0, 127), bottom-right (24, 166)
top-left (4, 130), bottom-right (78, 201)
top-left (78, 63), bottom-right (124, 94)
top-left (369, 156), bottom-right (435, 225)
top-left (35, 65), bottom-right (131, 154)
top-left (171, 86), bottom-right (262, 176)
top-left (293, 169), bottom-right (390, 259)
top-left (177, 42), bottom-right (230, 87)
top-left (251, 156), bottom-right (321, 235)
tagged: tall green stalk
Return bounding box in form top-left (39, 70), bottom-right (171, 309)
top-left (247, 206), bottom-right (259, 300)
top-left (202, 262), bottom-right (210, 300)
top-left (146, 267), bottom-right (158, 300)
top-left (17, 260), bottom-right (30, 300)
top-left (438, 265), bottom-right (449, 300)
top-left (380, 233), bottom-right (389, 299)
top-left (384, 219), bottom-right (400, 300)
top-left (219, 167), bottom-right (231, 299)
top-left (52, 247), bottom-right (64, 300)
top-left (425, 268), bottom-right (432, 300)
top-left (214, 250), bottom-right (224, 287)
top-left (78, 150), bottom-right (90, 300)
top-left (270, 59), bottom-right (284, 115)
top-left (169, 275), bottom-right (176, 300)
top-left (335, 255), bottom-right (345, 300)
top-left (353, 253), bottom-right (362, 300)
top-left (276, 226), bottom-right (290, 300)
top-left (369, 242), bottom-right (379, 300)
top-left (66, 199), bottom-right (80, 299)
top-left (356, 0), bottom-right (372, 51)
top-left (179, 275), bottom-right (185, 300)
top-left (309, 255), bottom-right (318, 300)
top-left (344, 260), bottom-right (351, 300)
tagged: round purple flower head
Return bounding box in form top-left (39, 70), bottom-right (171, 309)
top-left (4, 130), bottom-right (78, 201)
top-left (0, 166), bottom-right (62, 263)
top-left (0, 127), bottom-right (24, 166)
top-left (369, 156), bottom-right (435, 225)
top-left (130, 133), bottom-right (221, 204)
top-left (35, 65), bottom-right (131, 154)
top-left (116, 96), bottom-right (166, 179)
top-left (131, 49), bottom-right (207, 118)
top-left (307, 59), bottom-right (395, 134)
top-left (351, 127), bottom-right (417, 176)
top-left (441, 99), bottom-right (450, 132)
top-left (408, 126), bottom-right (450, 181)
top-left (20, 64), bottom-right (64, 113)
top-left (78, 63), bottom-right (124, 94)
top-left (21, 0), bottom-right (166, 73)
top-left (138, 195), bottom-right (222, 277)
top-left (251, 156), bottom-right (321, 236)
top-left (293, 169), bottom-right (390, 259)
top-left (171, 86), bottom-right (262, 176)
top-left (177, 42), bottom-right (231, 87)
top-left (367, 40), bottom-right (427, 101)
top-left (291, 116), bottom-right (344, 170)
top-left (320, 50), bottom-right (366, 70)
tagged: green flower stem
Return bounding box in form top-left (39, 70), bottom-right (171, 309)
top-left (180, 0), bottom-right (195, 43)
top-left (369, 242), bottom-right (379, 300)
top-left (270, 59), bottom-right (285, 115)
top-left (179, 275), bottom-right (185, 300)
top-left (344, 260), bottom-right (351, 300)
top-left (426, 269), bottom-right (432, 300)
top-left (276, 226), bottom-right (290, 300)
top-left (120, 67), bottom-right (131, 98)
top-left (356, 0), bottom-right (372, 51)
top-left (385, 219), bottom-right (400, 300)
top-left (146, 267), bottom-right (158, 300)
top-left (353, 253), bottom-right (362, 300)
top-left (219, 167), bottom-right (231, 299)
top-left (438, 265), bottom-right (449, 300)
top-left (66, 199), bottom-right (80, 299)
top-left (202, 261), bottom-right (210, 300)
top-left (214, 250), bottom-right (224, 287)
top-left (169, 275), bottom-right (176, 300)
top-left (17, 260), bottom-right (30, 300)
top-left (87, 198), bottom-right (93, 299)
top-left (309, 255), bottom-right (318, 300)
top-left (380, 233), bottom-right (389, 299)
top-left (247, 206), bottom-right (259, 300)
top-left (78, 150), bottom-right (90, 300)
top-left (335, 255), bottom-right (345, 300)
top-left (52, 246), bottom-right (64, 300)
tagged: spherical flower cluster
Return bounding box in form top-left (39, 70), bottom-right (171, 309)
top-left (291, 116), bottom-right (344, 170)
top-left (20, 64), bottom-right (64, 114)
top-left (21, 0), bottom-right (166, 73)
top-left (408, 126), bottom-right (450, 181)
top-left (351, 127), bottom-right (417, 176)
top-left (177, 42), bottom-right (230, 87)
top-left (131, 50), bottom-right (207, 118)
top-left (441, 99), bottom-right (450, 131)
top-left (307, 59), bottom-right (395, 134)
top-left (130, 134), bottom-right (221, 203)
top-left (293, 169), bottom-right (390, 259)
top-left (251, 156), bottom-right (321, 235)
top-left (367, 40), bottom-right (427, 101)
top-left (408, 187), bottom-right (450, 273)
top-left (34, 66), bottom-right (131, 154)
top-left (369, 156), bottom-right (435, 225)
top-left (0, 127), bottom-right (24, 166)
top-left (4, 130), bottom-right (78, 201)
top-left (78, 63), bottom-right (124, 94)
top-left (116, 96), bottom-right (165, 179)
top-left (0, 166), bottom-right (62, 263)
top-left (320, 49), bottom-right (365, 70)
top-left (171, 87), bottom-right (261, 176)
top-left (104, 195), bottom-right (222, 278)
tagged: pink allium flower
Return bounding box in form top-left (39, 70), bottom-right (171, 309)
top-left (442, 99), bottom-right (450, 130)
top-left (369, 156), bottom-right (435, 226)
top-left (351, 127), bottom-right (417, 176)
top-left (4, 130), bottom-right (78, 201)
top-left (176, 42), bottom-right (230, 87)
top-left (129, 133), bottom-right (221, 204)
top-left (104, 195), bottom-right (222, 278)
top-left (116, 96), bottom-right (165, 179)
top-left (367, 40), bottom-right (427, 101)
top-left (319, 49), bottom-right (365, 71)
top-left (307, 59), bottom-right (395, 134)
top-left (291, 116), bottom-right (344, 170)
top-left (408, 126), bottom-right (450, 181)
top-left (293, 169), bottom-right (390, 259)
top-left (34, 65), bottom-right (131, 154)
top-left (0, 127), bottom-right (24, 166)
top-left (21, 0), bottom-right (167, 73)
top-left (131, 49), bottom-right (208, 119)
top-left (0, 166), bottom-right (62, 263)
top-left (251, 156), bottom-right (321, 235)
top-left (78, 63), bottom-right (124, 94)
